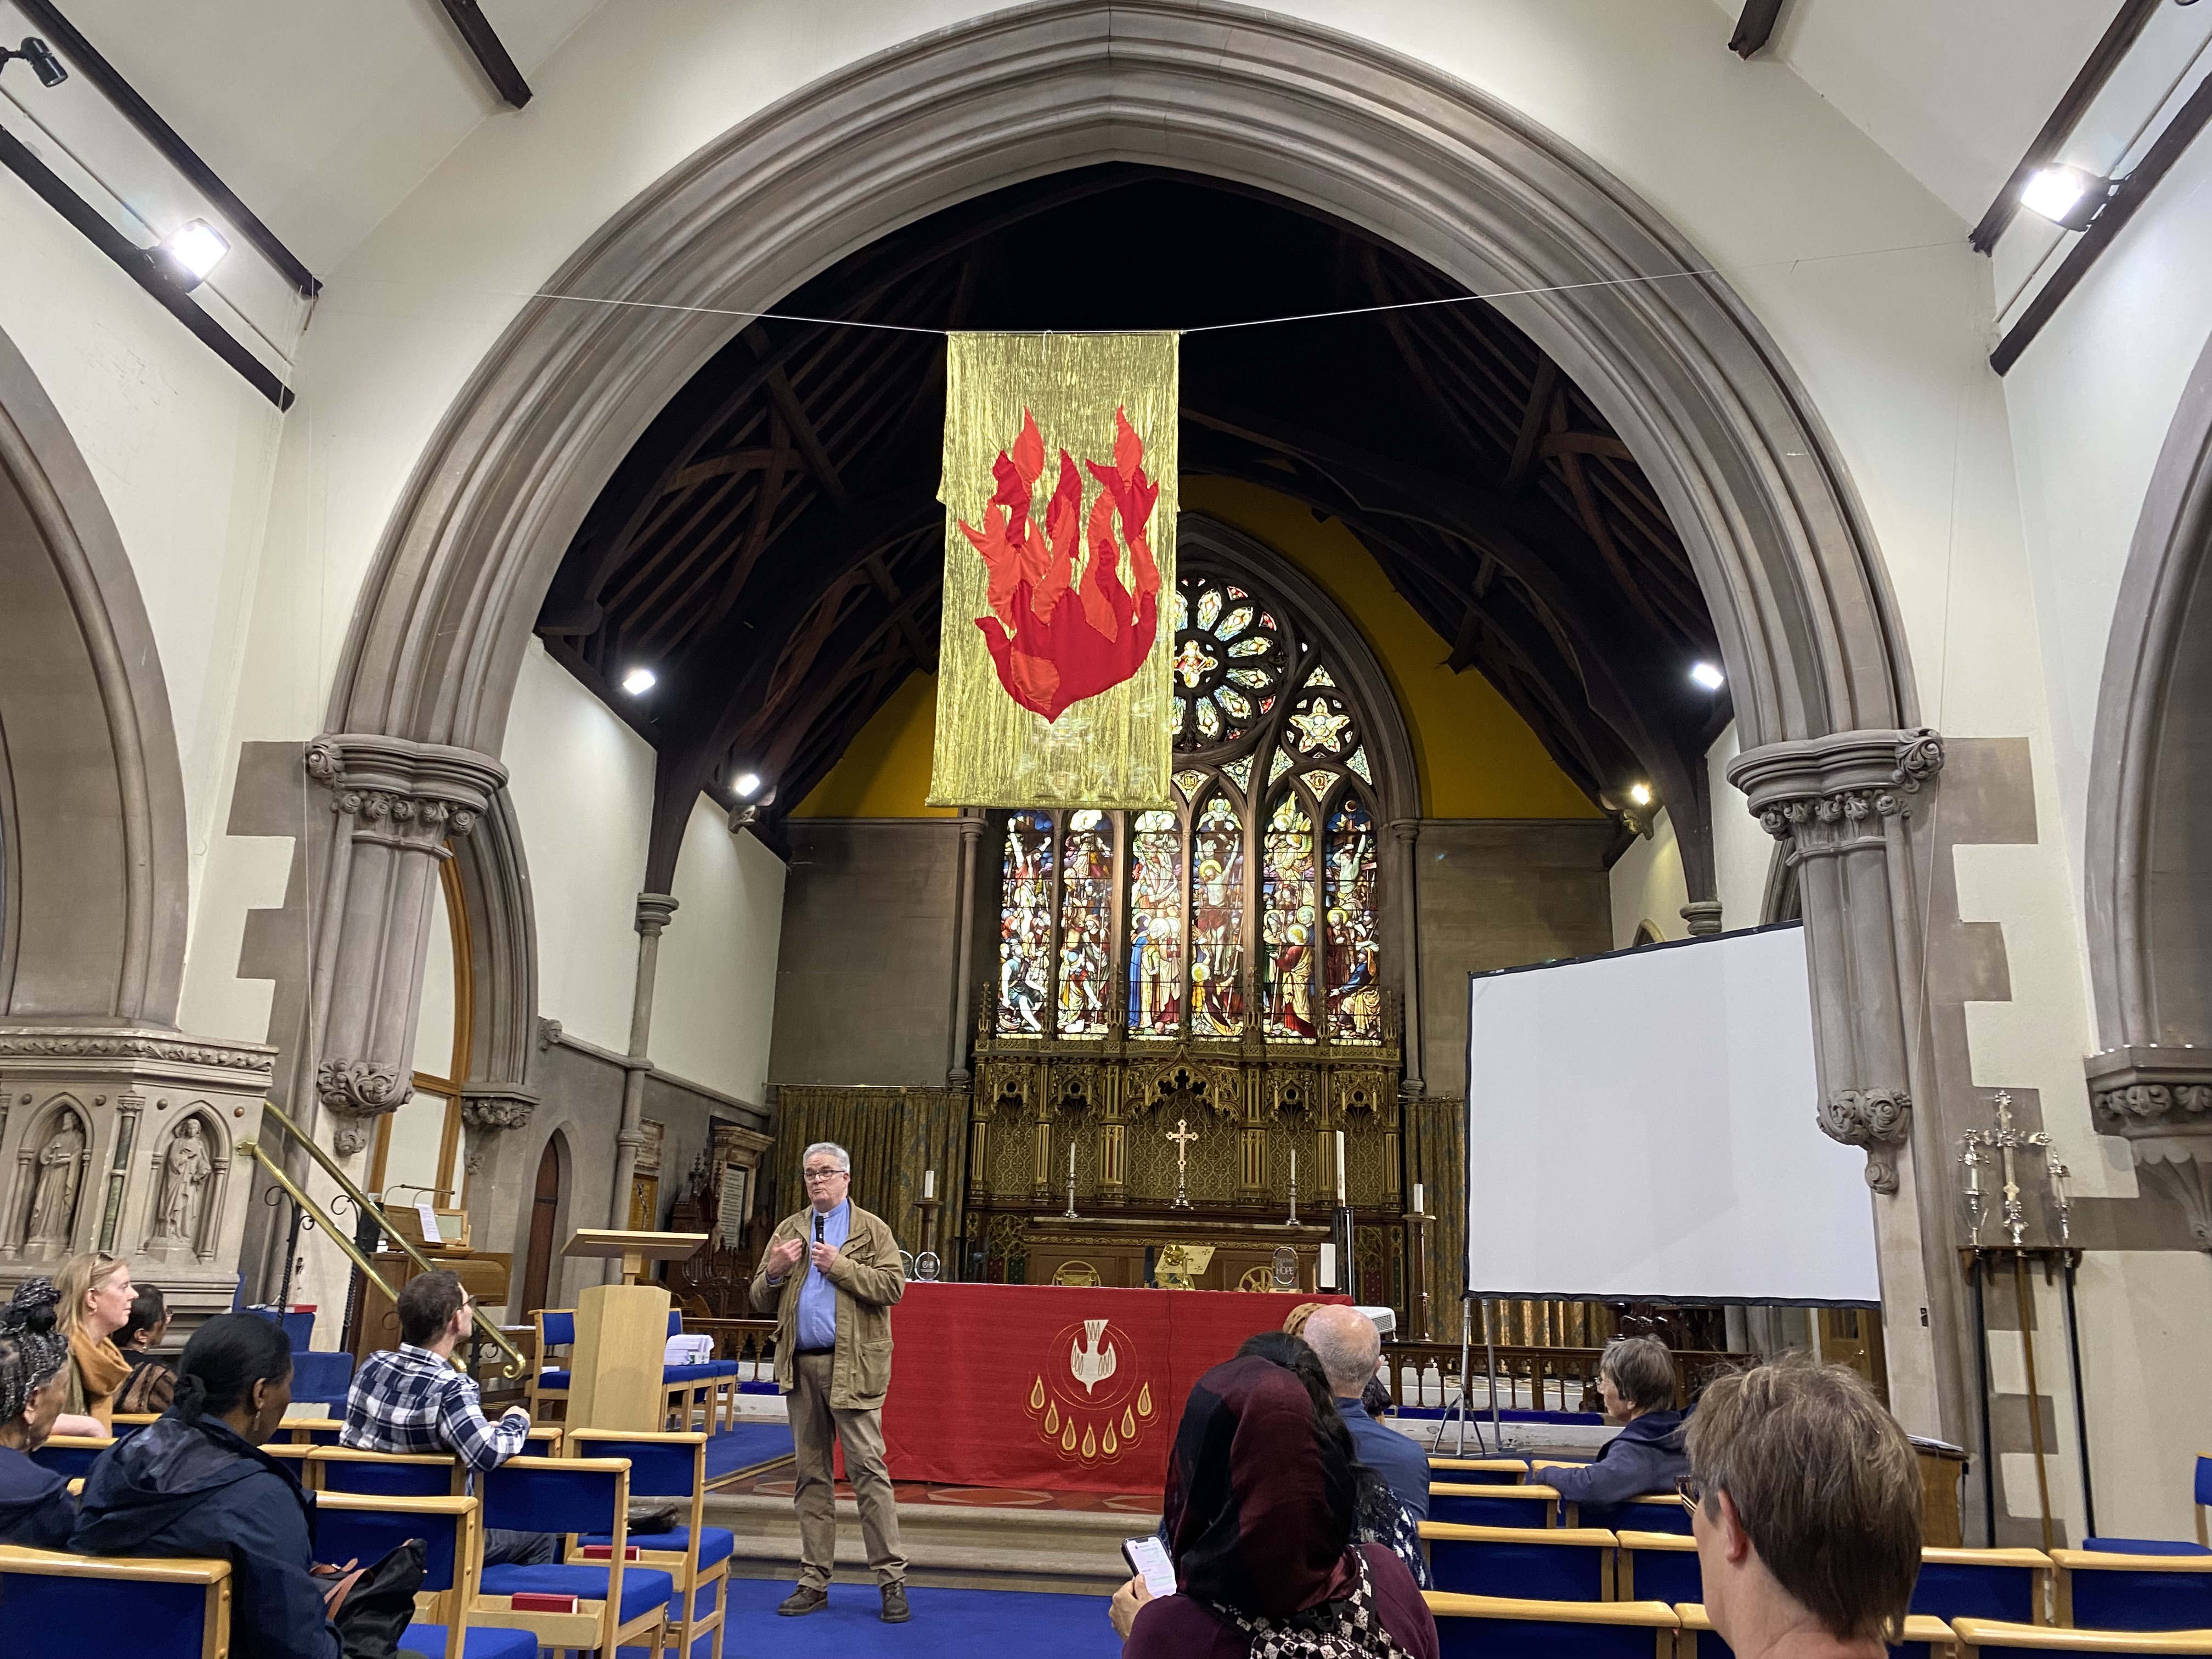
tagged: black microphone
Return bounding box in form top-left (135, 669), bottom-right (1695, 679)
top-left (814, 1213), bottom-right (825, 1244)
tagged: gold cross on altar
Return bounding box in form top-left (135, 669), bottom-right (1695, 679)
top-left (1166, 1117), bottom-right (1199, 1209)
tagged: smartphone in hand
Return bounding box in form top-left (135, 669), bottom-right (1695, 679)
top-left (1122, 1534), bottom-right (1176, 1599)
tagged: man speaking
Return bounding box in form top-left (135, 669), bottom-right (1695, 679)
top-left (749, 1140), bottom-right (911, 1622)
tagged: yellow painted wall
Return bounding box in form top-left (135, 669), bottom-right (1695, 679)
top-left (791, 482), bottom-right (1601, 819)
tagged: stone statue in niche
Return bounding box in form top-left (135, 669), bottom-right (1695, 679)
top-left (154, 1118), bottom-right (213, 1246)
top-left (26, 1113), bottom-right (86, 1250)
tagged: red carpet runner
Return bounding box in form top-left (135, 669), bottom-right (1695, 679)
top-left (880, 1283), bottom-right (1348, 1493)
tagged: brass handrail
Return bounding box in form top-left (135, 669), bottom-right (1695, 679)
top-left (238, 1136), bottom-right (403, 1310)
top-left (255, 1100), bottom-right (527, 1380)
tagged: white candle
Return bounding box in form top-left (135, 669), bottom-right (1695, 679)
top-left (1413, 1182), bottom-right (1424, 1214)
top-left (924, 1169), bottom-right (935, 1200)
top-left (1335, 1130), bottom-right (1346, 1203)
top-left (1290, 1148), bottom-right (1297, 1186)
top-left (1069, 1143), bottom-right (1076, 1180)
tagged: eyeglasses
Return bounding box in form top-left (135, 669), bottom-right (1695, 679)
top-left (802, 1167), bottom-right (848, 1182)
top-left (1676, 1474), bottom-right (1707, 1515)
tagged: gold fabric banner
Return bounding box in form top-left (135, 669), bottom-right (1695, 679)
top-left (927, 331), bottom-right (1178, 808)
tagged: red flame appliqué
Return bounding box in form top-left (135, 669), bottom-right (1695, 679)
top-left (958, 407), bottom-right (1162, 722)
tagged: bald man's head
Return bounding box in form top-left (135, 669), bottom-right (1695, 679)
top-left (1303, 1304), bottom-right (1382, 1397)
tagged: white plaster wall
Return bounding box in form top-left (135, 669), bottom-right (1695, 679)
top-left (1706, 724), bottom-right (1772, 930)
top-left (501, 637), bottom-right (653, 1052)
top-left (652, 796), bottom-right (786, 1105)
top-left (1609, 809), bottom-right (1689, 951)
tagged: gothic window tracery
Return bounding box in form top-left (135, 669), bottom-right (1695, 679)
top-left (991, 567), bottom-right (1386, 1045)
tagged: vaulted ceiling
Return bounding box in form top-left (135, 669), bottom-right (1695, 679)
top-left (536, 165), bottom-right (1731, 885)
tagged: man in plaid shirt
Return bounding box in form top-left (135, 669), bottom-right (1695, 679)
top-left (341, 1269), bottom-right (556, 1565)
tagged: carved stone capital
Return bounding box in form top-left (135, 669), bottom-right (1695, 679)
top-left (315, 1058), bottom-right (412, 1121)
top-left (459, 1087), bottom-right (538, 1134)
top-left (1388, 818), bottom-right (1421, 845)
top-left (2085, 1046), bottom-right (2212, 1160)
top-left (1679, 899), bottom-right (1723, 936)
top-left (1730, 729), bottom-right (1944, 849)
top-left (303, 734), bottom-right (506, 844)
top-left (635, 893), bottom-right (679, 936)
top-left (1817, 1087), bottom-right (1912, 1194)
top-left (2139, 1155), bottom-right (2212, 1250)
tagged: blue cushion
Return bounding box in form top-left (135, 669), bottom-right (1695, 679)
top-left (1429, 1491), bottom-right (1550, 1528)
top-left (582, 1526), bottom-right (735, 1569)
top-left (661, 1364), bottom-right (720, 1384)
top-left (291, 1351), bottom-right (356, 1398)
top-left (2070, 1564), bottom-right (2212, 1631)
top-left (540, 1311), bottom-right (577, 1348)
top-left (400, 1623), bottom-right (538, 1659)
top-left (1429, 1537), bottom-right (1607, 1600)
top-left (536, 1369), bottom-right (572, 1390)
top-left (482, 1562), bottom-right (676, 1624)
top-left (2083, 1537), bottom-right (2212, 1556)
top-left (1911, 1560), bottom-right (2036, 1623)
top-left (1621, 1546), bottom-right (1701, 1604)
top-left (28, 1442), bottom-right (104, 1480)
top-left (704, 1361), bottom-right (741, 1377)
top-left (1434, 1615), bottom-right (1674, 1658)
top-left (1577, 1499), bottom-right (1692, 1536)
top-left (0, 1571), bottom-right (218, 1659)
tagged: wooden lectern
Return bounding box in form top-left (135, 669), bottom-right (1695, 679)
top-left (560, 1229), bottom-right (709, 1431)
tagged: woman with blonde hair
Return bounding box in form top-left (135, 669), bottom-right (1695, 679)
top-left (52, 1251), bottom-right (136, 1436)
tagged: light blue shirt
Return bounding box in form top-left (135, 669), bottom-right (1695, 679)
top-left (795, 1199), bottom-right (850, 1351)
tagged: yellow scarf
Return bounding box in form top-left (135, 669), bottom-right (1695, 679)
top-left (70, 1327), bottom-right (131, 1427)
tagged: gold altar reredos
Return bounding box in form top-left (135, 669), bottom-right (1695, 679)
top-left (963, 989), bottom-right (1409, 1304)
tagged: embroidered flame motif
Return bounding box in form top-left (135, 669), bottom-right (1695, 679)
top-left (959, 408), bottom-right (1163, 722)
top-left (1027, 1316), bottom-right (1158, 1468)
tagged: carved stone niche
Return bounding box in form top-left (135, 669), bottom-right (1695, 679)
top-left (2086, 1046), bottom-right (2212, 1245)
top-left (0, 1026), bottom-right (274, 1333)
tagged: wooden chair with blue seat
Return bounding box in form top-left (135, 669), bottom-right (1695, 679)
top-left (1914, 1547), bottom-right (2053, 1626)
top-left (1423, 1522), bottom-right (1617, 1601)
top-left (1424, 1590), bottom-right (1678, 1657)
top-left (2068, 1455), bottom-right (2212, 1559)
top-left (660, 1308), bottom-right (733, 1434)
top-left (1568, 1495), bottom-right (1695, 1537)
top-left (1952, 1618), bottom-right (2212, 1658)
top-left (0, 1545), bottom-right (230, 1659)
top-left (27, 1433), bottom-right (113, 1482)
top-left (1430, 1481), bottom-right (1561, 1528)
top-left (1676, 1603), bottom-right (1954, 1659)
top-left (568, 1428), bottom-right (731, 1659)
top-left (1614, 1531), bottom-right (1701, 1604)
top-left (1429, 1457), bottom-right (1532, 1485)
top-left (315, 1491), bottom-right (534, 1659)
top-left (529, 1308), bottom-right (577, 1424)
top-left (311, 1444), bottom-right (466, 1497)
top-left (472, 1453), bottom-right (672, 1657)
top-left (2053, 1547), bottom-right (2212, 1631)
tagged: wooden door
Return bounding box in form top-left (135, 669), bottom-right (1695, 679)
top-left (1818, 1306), bottom-right (1889, 1407)
top-left (521, 1141), bottom-right (561, 1317)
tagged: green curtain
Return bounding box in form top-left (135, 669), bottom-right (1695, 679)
top-left (767, 1087), bottom-right (969, 1273)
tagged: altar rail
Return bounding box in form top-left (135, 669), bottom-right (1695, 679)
top-left (1379, 1342), bottom-right (1755, 1413)
top-left (690, 1317), bottom-right (780, 1369)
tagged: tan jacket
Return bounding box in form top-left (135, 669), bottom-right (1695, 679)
top-left (748, 1201), bottom-right (905, 1409)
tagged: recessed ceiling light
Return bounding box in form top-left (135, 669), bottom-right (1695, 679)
top-left (733, 772), bottom-right (761, 798)
top-left (1689, 661), bottom-right (1725, 691)
top-left (620, 667), bottom-right (657, 695)
top-left (2019, 166), bottom-right (2109, 232)
top-left (1629, 783), bottom-right (1652, 808)
top-left (166, 218), bottom-right (230, 283)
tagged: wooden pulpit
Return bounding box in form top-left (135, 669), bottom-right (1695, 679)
top-left (560, 1229), bottom-right (709, 1430)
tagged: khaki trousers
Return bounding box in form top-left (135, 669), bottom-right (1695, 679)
top-left (789, 1350), bottom-right (907, 1588)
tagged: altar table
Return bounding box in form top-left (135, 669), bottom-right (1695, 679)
top-left (881, 1282), bottom-right (1349, 1492)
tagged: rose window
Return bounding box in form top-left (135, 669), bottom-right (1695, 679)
top-left (1172, 575), bottom-right (1284, 752)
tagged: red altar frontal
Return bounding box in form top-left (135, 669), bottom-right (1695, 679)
top-left (879, 1282), bottom-right (1350, 1493)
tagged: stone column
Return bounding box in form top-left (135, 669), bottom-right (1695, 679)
top-left (603, 894), bottom-right (676, 1273)
top-left (303, 736), bottom-right (505, 1163)
top-left (1728, 730), bottom-right (1964, 1443)
top-left (1389, 820), bottom-right (1424, 1096)
top-left (947, 813), bottom-right (985, 1088)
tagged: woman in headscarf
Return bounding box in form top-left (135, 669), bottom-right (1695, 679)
top-left (1112, 1348), bottom-right (1438, 1657)
top-left (0, 1277), bottom-right (77, 1547)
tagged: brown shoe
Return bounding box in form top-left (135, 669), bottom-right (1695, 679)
top-left (777, 1585), bottom-right (829, 1616)
top-left (881, 1582), bottom-right (911, 1623)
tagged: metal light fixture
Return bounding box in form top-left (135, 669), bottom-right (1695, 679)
top-left (1629, 782), bottom-right (1652, 808)
top-left (732, 772), bottom-right (762, 798)
top-left (1689, 661), bottom-right (1725, 690)
top-left (620, 667), bottom-right (657, 695)
top-left (2019, 165), bottom-right (2112, 232)
top-left (158, 218), bottom-right (230, 290)
top-left (0, 36), bottom-right (67, 87)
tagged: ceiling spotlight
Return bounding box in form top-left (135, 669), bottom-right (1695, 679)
top-left (2019, 165), bottom-right (2112, 232)
top-left (1689, 661), bottom-right (1725, 691)
top-left (732, 772), bottom-right (761, 799)
top-left (159, 219), bottom-right (230, 290)
top-left (620, 667), bottom-right (657, 695)
top-left (0, 36), bottom-right (67, 87)
top-left (1629, 782), bottom-right (1652, 808)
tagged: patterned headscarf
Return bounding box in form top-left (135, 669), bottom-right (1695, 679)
top-left (1161, 1354), bottom-right (1414, 1656)
top-left (0, 1277), bottom-right (68, 1424)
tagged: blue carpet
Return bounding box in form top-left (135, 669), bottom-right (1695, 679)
top-left (711, 1578), bottom-right (1120, 1657)
top-left (708, 1421), bottom-right (795, 1482)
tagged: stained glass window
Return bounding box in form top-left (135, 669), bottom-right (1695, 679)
top-left (997, 811), bottom-right (1054, 1034)
top-left (1127, 810), bottom-right (1183, 1036)
top-left (989, 564), bottom-right (1389, 1049)
top-left (1261, 793), bottom-right (1318, 1040)
top-left (1057, 811), bottom-right (1113, 1036)
top-left (1189, 794), bottom-right (1246, 1036)
top-left (1325, 799), bottom-right (1382, 1042)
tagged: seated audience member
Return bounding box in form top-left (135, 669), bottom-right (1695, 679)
top-left (0, 1279), bottom-right (75, 1547)
top-left (113, 1283), bottom-right (177, 1415)
top-left (1686, 1357), bottom-right (1920, 1659)
top-left (1111, 1349), bottom-right (1440, 1658)
top-left (1359, 1375), bottom-right (1392, 1421)
top-left (52, 1251), bottom-right (136, 1437)
top-left (1532, 1334), bottom-right (1689, 1506)
top-left (73, 1312), bottom-right (342, 1659)
top-left (1303, 1304), bottom-right (1430, 1525)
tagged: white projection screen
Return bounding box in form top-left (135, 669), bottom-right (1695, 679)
top-left (1463, 923), bottom-right (1878, 1305)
